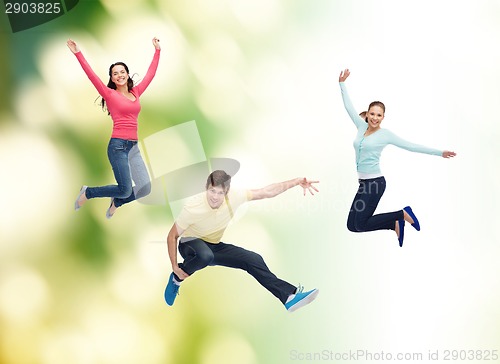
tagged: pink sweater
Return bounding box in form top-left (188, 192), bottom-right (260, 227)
top-left (74, 49), bottom-right (160, 140)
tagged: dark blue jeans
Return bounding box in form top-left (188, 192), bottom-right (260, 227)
top-left (347, 176), bottom-right (404, 232)
top-left (85, 138), bottom-right (151, 207)
top-left (177, 238), bottom-right (297, 304)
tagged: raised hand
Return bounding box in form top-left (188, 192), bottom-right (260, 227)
top-left (339, 68), bottom-right (350, 82)
top-left (152, 36), bottom-right (161, 50)
top-left (66, 39), bottom-right (80, 54)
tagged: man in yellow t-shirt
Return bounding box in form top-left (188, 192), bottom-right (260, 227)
top-left (165, 170), bottom-right (320, 312)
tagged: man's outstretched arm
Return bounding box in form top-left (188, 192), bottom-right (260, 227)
top-left (250, 177), bottom-right (319, 201)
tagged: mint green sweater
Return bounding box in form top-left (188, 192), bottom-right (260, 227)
top-left (340, 82), bottom-right (442, 176)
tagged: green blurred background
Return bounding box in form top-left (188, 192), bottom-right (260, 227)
top-left (1, 0), bottom-right (499, 363)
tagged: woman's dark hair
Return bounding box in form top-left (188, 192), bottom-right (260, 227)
top-left (361, 101), bottom-right (386, 122)
top-left (99, 62), bottom-right (135, 114)
top-left (206, 170), bottom-right (231, 191)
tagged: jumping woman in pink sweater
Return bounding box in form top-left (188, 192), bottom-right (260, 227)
top-left (67, 37), bottom-right (160, 219)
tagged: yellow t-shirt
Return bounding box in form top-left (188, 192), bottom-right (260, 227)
top-left (175, 189), bottom-right (252, 244)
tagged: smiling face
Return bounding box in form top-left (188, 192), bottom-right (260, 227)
top-left (366, 101), bottom-right (385, 130)
top-left (206, 185), bottom-right (228, 209)
top-left (110, 64), bottom-right (129, 88)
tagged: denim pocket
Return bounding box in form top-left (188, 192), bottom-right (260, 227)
top-left (111, 145), bottom-right (126, 152)
top-left (108, 138), bottom-right (127, 152)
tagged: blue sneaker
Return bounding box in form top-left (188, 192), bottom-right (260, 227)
top-left (164, 273), bottom-right (181, 306)
top-left (285, 286), bottom-right (319, 312)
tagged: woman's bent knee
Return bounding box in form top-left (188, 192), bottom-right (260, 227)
top-left (136, 182), bottom-right (151, 199)
top-left (116, 185), bottom-right (133, 199)
top-left (347, 223), bottom-right (358, 232)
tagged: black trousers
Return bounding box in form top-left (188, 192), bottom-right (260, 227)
top-left (176, 238), bottom-right (296, 304)
top-left (347, 176), bottom-right (404, 233)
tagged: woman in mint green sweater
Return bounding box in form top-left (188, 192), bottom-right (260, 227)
top-left (339, 69), bottom-right (456, 247)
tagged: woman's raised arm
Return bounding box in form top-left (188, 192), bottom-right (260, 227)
top-left (339, 69), bottom-right (366, 129)
top-left (67, 39), bottom-right (109, 97)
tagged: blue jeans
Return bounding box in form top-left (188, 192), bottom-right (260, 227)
top-left (176, 238), bottom-right (297, 304)
top-left (347, 176), bottom-right (404, 232)
top-left (85, 138), bottom-right (151, 207)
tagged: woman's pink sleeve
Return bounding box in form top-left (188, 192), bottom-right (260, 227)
top-left (74, 51), bottom-right (109, 98)
top-left (132, 49), bottom-right (160, 97)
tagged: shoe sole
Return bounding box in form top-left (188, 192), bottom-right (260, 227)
top-left (287, 289), bottom-right (319, 312)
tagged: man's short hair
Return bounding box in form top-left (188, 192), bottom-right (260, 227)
top-left (206, 170), bottom-right (231, 191)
